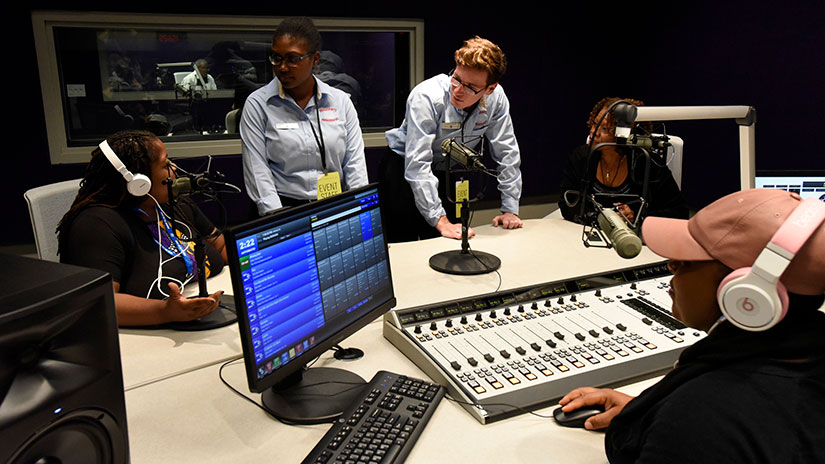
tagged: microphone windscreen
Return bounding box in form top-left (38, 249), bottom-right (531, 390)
top-left (171, 177), bottom-right (192, 196)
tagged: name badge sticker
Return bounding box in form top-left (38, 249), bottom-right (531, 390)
top-left (317, 171), bottom-right (343, 200)
top-left (276, 122), bottom-right (300, 130)
top-left (442, 122), bottom-right (461, 130)
top-left (455, 180), bottom-right (469, 218)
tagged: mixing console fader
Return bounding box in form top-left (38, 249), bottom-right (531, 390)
top-left (383, 262), bottom-right (705, 424)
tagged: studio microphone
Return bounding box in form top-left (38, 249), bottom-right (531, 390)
top-left (441, 138), bottom-right (486, 171)
top-left (169, 174), bottom-right (211, 196)
top-left (627, 134), bottom-right (671, 150)
top-left (597, 208), bottom-right (642, 259)
top-left (168, 172), bottom-right (239, 196)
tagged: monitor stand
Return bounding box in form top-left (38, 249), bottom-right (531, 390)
top-left (261, 367), bottom-right (367, 425)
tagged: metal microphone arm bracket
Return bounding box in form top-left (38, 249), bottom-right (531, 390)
top-left (441, 153), bottom-right (485, 206)
top-left (617, 104), bottom-right (757, 189)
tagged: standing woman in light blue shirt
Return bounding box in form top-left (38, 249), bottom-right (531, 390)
top-left (241, 17), bottom-right (368, 215)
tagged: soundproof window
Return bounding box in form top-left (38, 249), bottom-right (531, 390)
top-left (33, 12), bottom-right (423, 163)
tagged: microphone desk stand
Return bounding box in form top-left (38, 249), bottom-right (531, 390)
top-left (164, 191), bottom-right (237, 331)
top-left (429, 160), bottom-right (501, 275)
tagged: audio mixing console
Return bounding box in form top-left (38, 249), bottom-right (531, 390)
top-left (383, 262), bottom-right (705, 424)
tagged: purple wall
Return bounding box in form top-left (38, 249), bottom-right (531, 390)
top-left (7, 2), bottom-right (824, 244)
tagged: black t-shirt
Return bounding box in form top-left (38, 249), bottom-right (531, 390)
top-left (606, 295), bottom-right (825, 464)
top-left (559, 144), bottom-right (689, 224)
top-left (61, 201), bottom-right (225, 299)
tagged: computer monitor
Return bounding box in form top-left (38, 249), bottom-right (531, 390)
top-left (225, 184), bottom-right (396, 424)
top-left (755, 170), bottom-right (825, 201)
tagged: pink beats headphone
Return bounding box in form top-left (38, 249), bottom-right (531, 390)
top-left (717, 198), bottom-right (825, 331)
top-left (98, 140), bottom-right (152, 197)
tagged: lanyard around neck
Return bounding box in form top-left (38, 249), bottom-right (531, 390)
top-left (307, 83), bottom-right (328, 174)
top-left (149, 205), bottom-right (195, 275)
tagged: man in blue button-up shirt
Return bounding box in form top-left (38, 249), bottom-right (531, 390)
top-left (383, 36), bottom-right (522, 241)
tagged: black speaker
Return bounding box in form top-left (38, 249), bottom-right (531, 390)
top-left (0, 254), bottom-right (129, 463)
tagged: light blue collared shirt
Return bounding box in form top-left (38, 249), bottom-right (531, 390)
top-left (241, 76), bottom-right (368, 215)
top-left (385, 74), bottom-right (522, 226)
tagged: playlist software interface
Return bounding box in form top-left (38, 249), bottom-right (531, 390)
top-left (235, 191), bottom-right (392, 380)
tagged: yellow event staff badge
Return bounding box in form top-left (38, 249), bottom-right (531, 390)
top-left (455, 180), bottom-right (469, 218)
top-left (317, 171), bottom-right (343, 200)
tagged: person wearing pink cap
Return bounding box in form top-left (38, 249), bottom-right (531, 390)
top-left (559, 189), bottom-right (825, 463)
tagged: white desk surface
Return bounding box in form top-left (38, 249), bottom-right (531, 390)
top-left (118, 266), bottom-right (242, 391)
top-left (386, 217), bottom-right (663, 309)
top-left (120, 218), bottom-right (667, 462)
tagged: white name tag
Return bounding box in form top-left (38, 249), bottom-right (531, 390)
top-left (276, 122), bottom-right (299, 130)
top-left (441, 122), bottom-right (461, 130)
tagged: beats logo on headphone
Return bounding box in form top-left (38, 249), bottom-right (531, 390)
top-left (717, 198), bottom-right (825, 331)
top-left (98, 140), bottom-right (152, 196)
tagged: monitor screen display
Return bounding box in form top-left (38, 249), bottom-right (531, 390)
top-left (755, 170), bottom-right (825, 201)
top-left (226, 184), bottom-right (395, 393)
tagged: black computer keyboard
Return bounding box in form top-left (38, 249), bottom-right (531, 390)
top-left (301, 370), bottom-right (445, 464)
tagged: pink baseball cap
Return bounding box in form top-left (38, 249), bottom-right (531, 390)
top-left (642, 189), bottom-right (825, 295)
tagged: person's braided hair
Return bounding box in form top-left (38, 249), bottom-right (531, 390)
top-left (57, 130), bottom-right (159, 255)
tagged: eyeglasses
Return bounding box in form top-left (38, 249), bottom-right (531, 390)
top-left (449, 70), bottom-right (488, 95)
top-left (269, 52), bottom-right (314, 68)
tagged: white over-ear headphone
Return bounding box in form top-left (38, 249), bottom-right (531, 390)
top-left (717, 198), bottom-right (825, 331)
top-left (98, 140), bottom-right (152, 196)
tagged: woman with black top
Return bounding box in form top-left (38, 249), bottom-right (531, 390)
top-left (58, 130), bottom-right (226, 326)
top-left (558, 189), bottom-right (825, 463)
top-left (559, 97), bottom-right (688, 224)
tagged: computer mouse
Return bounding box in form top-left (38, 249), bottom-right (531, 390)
top-left (552, 404), bottom-right (605, 428)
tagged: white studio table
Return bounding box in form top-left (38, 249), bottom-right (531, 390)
top-left (118, 270), bottom-right (243, 391)
top-left (120, 218), bottom-right (668, 463)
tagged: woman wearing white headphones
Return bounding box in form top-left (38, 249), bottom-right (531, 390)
top-left (58, 130), bottom-right (226, 326)
top-left (558, 188), bottom-right (825, 463)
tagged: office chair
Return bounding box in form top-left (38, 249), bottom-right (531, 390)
top-left (24, 179), bottom-right (81, 262)
top-left (174, 72), bottom-right (190, 86)
top-left (664, 135), bottom-right (683, 188)
top-left (225, 108), bottom-right (240, 134)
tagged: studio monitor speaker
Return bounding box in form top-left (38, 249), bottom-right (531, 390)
top-left (0, 254), bottom-right (129, 463)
